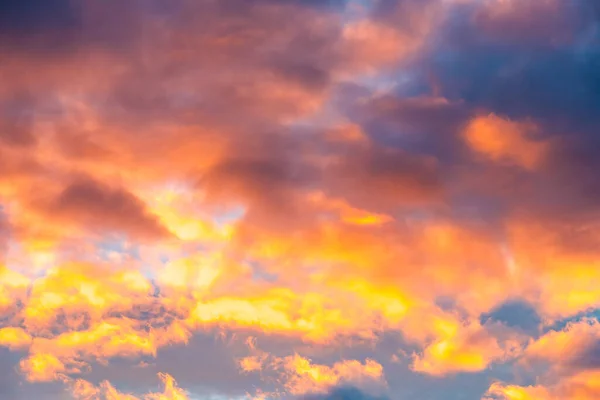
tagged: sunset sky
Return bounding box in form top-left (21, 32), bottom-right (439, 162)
top-left (0, 0), bottom-right (599, 399)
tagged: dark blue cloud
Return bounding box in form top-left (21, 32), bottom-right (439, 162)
top-left (421, 0), bottom-right (600, 129)
top-left (481, 300), bottom-right (541, 335)
top-left (433, 45), bottom-right (600, 131)
top-left (0, 0), bottom-right (146, 55)
top-left (0, 0), bottom-right (83, 52)
top-left (345, 0), bottom-right (600, 229)
top-left (302, 387), bottom-right (389, 400)
top-left (0, 0), bottom-right (80, 35)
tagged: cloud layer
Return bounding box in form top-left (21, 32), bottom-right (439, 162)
top-left (0, 0), bottom-right (599, 399)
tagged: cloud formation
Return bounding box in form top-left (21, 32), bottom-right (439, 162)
top-left (0, 0), bottom-right (599, 399)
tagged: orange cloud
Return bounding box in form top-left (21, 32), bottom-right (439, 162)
top-left (463, 113), bottom-right (548, 169)
top-left (281, 355), bottom-right (385, 396)
top-left (307, 191), bottom-right (393, 226)
top-left (483, 382), bottom-right (552, 400)
top-left (0, 265), bottom-right (29, 312)
top-left (340, 20), bottom-right (422, 75)
top-left (35, 176), bottom-right (172, 240)
top-left (0, 327), bottom-right (32, 350)
top-left (239, 355), bottom-right (268, 373)
top-left (240, 351), bottom-right (386, 397)
top-left (412, 319), bottom-right (522, 376)
top-left (484, 371), bottom-right (600, 400)
top-left (520, 319), bottom-right (600, 373)
top-left (507, 220), bottom-right (600, 318)
top-left (19, 353), bottom-right (69, 383)
top-left (0, 1), bottom-right (597, 399)
top-left (21, 262), bottom-right (153, 334)
top-left (70, 373), bottom-right (188, 400)
top-left (485, 319), bottom-right (600, 399)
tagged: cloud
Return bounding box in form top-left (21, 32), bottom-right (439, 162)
top-left (49, 177), bottom-right (170, 238)
top-left (484, 371), bottom-right (600, 400)
top-left (302, 386), bottom-right (389, 400)
top-left (480, 300), bottom-right (541, 335)
top-left (462, 113), bottom-right (548, 169)
top-left (239, 350), bottom-right (386, 398)
top-left (411, 320), bottom-right (523, 376)
top-left (0, 0), bottom-right (599, 399)
top-left (0, 327), bottom-right (32, 351)
top-left (0, 0), bottom-right (81, 40)
top-left (523, 319), bottom-right (600, 371)
top-left (483, 381), bottom-right (551, 400)
top-left (472, 0), bottom-right (583, 45)
top-left (70, 372), bottom-right (188, 400)
top-left (19, 352), bottom-right (69, 383)
top-left (483, 319), bottom-right (600, 399)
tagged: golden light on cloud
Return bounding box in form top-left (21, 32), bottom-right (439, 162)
top-left (240, 351), bottom-right (386, 397)
top-left (70, 373), bottom-right (188, 400)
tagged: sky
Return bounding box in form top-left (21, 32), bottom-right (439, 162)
top-left (0, 0), bottom-right (599, 399)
